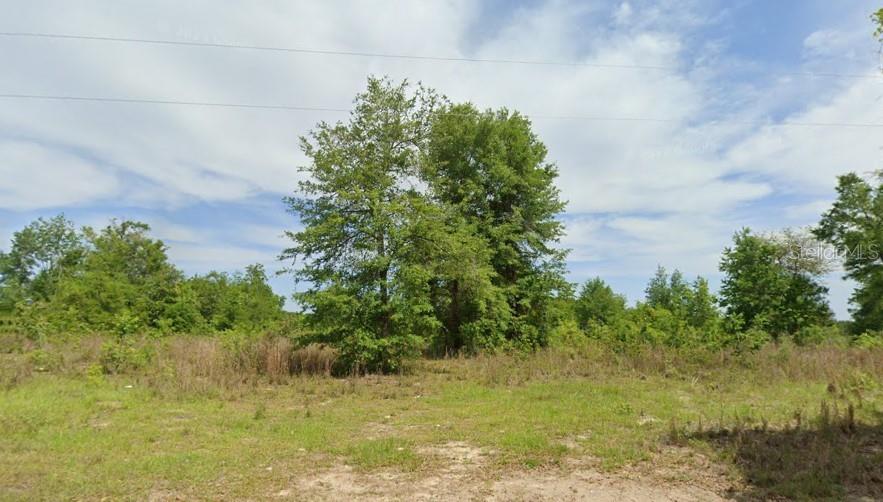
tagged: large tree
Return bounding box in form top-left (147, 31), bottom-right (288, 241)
top-left (285, 79), bottom-right (569, 367)
top-left (719, 228), bottom-right (831, 336)
top-left (814, 172), bottom-right (883, 333)
top-left (283, 77), bottom-right (470, 371)
top-left (424, 103), bottom-right (569, 348)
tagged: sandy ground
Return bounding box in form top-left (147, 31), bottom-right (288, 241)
top-left (273, 442), bottom-right (735, 501)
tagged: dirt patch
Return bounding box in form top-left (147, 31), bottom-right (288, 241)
top-left (290, 442), bottom-right (492, 500)
top-left (146, 489), bottom-right (186, 501)
top-left (280, 442), bottom-right (734, 501)
top-left (490, 471), bottom-right (725, 501)
top-left (418, 440), bottom-right (489, 470)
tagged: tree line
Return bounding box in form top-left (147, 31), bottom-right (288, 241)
top-left (0, 216), bottom-right (284, 337)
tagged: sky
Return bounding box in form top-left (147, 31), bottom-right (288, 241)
top-left (1, 0), bottom-right (881, 318)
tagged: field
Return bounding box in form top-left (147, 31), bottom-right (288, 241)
top-left (1, 336), bottom-right (882, 501)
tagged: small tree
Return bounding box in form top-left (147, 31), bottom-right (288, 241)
top-left (685, 277), bottom-right (719, 329)
top-left (574, 277), bottom-right (626, 328)
top-left (719, 228), bottom-right (831, 337)
top-left (641, 268), bottom-right (720, 339)
top-left (186, 264), bottom-right (285, 332)
top-left (644, 266), bottom-right (692, 318)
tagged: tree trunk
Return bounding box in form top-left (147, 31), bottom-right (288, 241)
top-left (447, 279), bottom-right (461, 352)
top-left (378, 232), bottom-right (390, 339)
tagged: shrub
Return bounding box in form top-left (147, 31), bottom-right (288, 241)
top-left (99, 338), bottom-right (153, 374)
top-left (729, 326), bottom-right (772, 352)
top-left (26, 348), bottom-right (62, 371)
top-left (547, 319), bottom-right (589, 351)
top-left (336, 331), bottom-right (423, 374)
top-left (794, 324), bottom-right (845, 346)
top-left (854, 331), bottom-right (883, 349)
top-left (16, 302), bottom-right (52, 341)
top-left (112, 310), bottom-right (143, 338)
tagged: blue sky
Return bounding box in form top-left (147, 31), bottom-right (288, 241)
top-left (1, 0), bottom-right (881, 317)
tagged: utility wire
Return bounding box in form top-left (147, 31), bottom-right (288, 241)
top-left (0, 93), bottom-right (349, 113)
top-left (2, 31), bottom-right (882, 80)
top-left (2, 92), bottom-right (882, 128)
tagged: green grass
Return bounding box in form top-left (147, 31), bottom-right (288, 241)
top-left (348, 438), bottom-right (421, 470)
top-left (0, 345), bottom-right (881, 500)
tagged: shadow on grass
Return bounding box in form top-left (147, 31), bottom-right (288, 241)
top-left (685, 408), bottom-right (883, 500)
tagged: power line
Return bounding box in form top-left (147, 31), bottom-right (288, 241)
top-left (0, 31), bottom-right (670, 70)
top-left (2, 92), bottom-right (882, 128)
top-left (0, 93), bottom-right (348, 112)
top-left (2, 31), bottom-right (881, 80)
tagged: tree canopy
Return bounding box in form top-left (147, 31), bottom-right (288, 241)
top-left (874, 8), bottom-right (883, 42)
top-left (283, 78), bottom-right (568, 371)
top-left (0, 215), bottom-right (84, 308)
top-left (575, 277), bottom-right (626, 328)
top-left (719, 228), bottom-right (831, 336)
top-left (815, 172), bottom-right (883, 333)
top-left (10, 74), bottom-right (883, 370)
top-left (0, 216), bottom-right (284, 337)
top-left (425, 102), bottom-right (569, 349)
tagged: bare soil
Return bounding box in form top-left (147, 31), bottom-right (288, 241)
top-left (278, 442), bottom-right (734, 501)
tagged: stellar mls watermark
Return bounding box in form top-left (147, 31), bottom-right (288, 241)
top-left (787, 243), bottom-right (881, 262)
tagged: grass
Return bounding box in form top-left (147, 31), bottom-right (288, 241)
top-left (0, 334), bottom-right (882, 500)
top-left (348, 438), bottom-right (421, 470)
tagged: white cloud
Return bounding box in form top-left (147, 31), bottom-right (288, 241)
top-left (148, 218), bottom-right (207, 244)
top-left (0, 140), bottom-right (118, 210)
top-left (802, 28), bottom-right (872, 63)
top-left (804, 29), bottom-right (846, 57)
top-left (563, 211), bottom-right (732, 277)
top-left (0, 0), bottom-right (757, 219)
top-left (613, 2), bottom-right (634, 25)
top-left (167, 241), bottom-right (276, 274)
top-left (783, 199), bottom-right (834, 222)
top-left (723, 77), bottom-right (883, 192)
top-left (238, 224), bottom-right (292, 250)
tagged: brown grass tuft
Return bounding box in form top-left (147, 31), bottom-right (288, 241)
top-left (291, 343), bottom-right (338, 376)
top-left (260, 337), bottom-right (293, 383)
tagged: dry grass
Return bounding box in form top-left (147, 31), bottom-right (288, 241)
top-left (260, 336), bottom-right (293, 383)
top-left (0, 332), bottom-right (339, 396)
top-left (3, 331), bottom-right (882, 400)
top-left (433, 341), bottom-right (883, 390)
top-left (292, 343), bottom-right (339, 376)
top-left (159, 337), bottom-right (237, 394)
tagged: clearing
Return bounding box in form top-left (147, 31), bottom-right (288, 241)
top-left (1, 344), bottom-right (882, 500)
